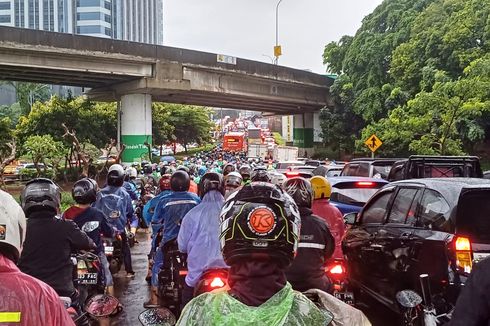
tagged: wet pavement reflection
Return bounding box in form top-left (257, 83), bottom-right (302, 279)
top-left (111, 230), bottom-right (151, 326)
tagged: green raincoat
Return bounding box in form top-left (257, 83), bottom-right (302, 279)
top-left (176, 283), bottom-right (333, 326)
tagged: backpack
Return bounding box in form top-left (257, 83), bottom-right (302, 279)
top-left (96, 191), bottom-right (127, 225)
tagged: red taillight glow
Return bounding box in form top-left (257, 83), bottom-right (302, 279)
top-left (286, 172), bottom-right (300, 177)
top-left (179, 270), bottom-right (188, 276)
top-left (356, 181), bottom-right (374, 187)
top-left (328, 264), bottom-right (345, 275)
top-left (210, 277), bottom-right (225, 288)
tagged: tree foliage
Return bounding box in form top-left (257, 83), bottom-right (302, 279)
top-left (16, 96), bottom-right (117, 149)
top-left (321, 0), bottom-right (490, 156)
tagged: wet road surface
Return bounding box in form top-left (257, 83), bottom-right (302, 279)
top-left (111, 230), bottom-right (152, 326)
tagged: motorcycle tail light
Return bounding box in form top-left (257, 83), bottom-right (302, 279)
top-left (210, 277), bottom-right (225, 288)
top-left (179, 270), bottom-right (188, 276)
top-left (328, 264), bottom-right (345, 275)
top-left (455, 236), bottom-right (472, 273)
top-left (285, 172), bottom-right (300, 178)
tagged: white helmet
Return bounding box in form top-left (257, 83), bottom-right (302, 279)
top-left (0, 190), bottom-right (27, 261)
top-left (271, 173), bottom-right (287, 188)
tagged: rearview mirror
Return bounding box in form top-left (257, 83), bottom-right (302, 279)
top-left (343, 212), bottom-right (357, 225)
top-left (395, 290), bottom-right (422, 308)
top-left (138, 308), bottom-right (176, 326)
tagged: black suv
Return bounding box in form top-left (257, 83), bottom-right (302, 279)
top-left (343, 178), bottom-right (490, 315)
top-left (341, 158), bottom-right (401, 180)
top-left (387, 155), bottom-right (482, 182)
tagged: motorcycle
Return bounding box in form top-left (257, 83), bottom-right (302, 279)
top-left (396, 274), bottom-right (452, 326)
top-left (325, 259), bottom-right (354, 305)
top-left (74, 252), bottom-right (104, 305)
top-left (157, 240), bottom-right (188, 319)
top-left (193, 268), bottom-right (229, 297)
top-left (102, 235), bottom-right (123, 275)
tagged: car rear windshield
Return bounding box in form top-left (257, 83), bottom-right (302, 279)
top-left (457, 190), bottom-right (490, 243)
top-left (331, 184), bottom-right (382, 206)
top-left (276, 162), bottom-right (302, 169)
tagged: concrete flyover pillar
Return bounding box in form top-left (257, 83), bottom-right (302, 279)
top-left (293, 113), bottom-right (314, 158)
top-left (120, 94), bottom-right (152, 164)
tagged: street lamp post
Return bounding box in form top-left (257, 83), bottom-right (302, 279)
top-left (274, 0), bottom-right (284, 65)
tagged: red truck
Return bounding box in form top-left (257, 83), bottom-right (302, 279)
top-left (223, 132), bottom-right (246, 151)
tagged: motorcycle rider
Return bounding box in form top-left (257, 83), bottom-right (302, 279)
top-left (178, 165), bottom-right (198, 194)
top-left (178, 172), bottom-right (228, 306)
top-left (238, 164), bottom-right (252, 185)
top-left (310, 176), bottom-right (344, 261)
top-left (250, 166), bottom-right (271, 182)
top-left (223, 163), bottom-right (236, 176)
top-left (224, 171), bottom-right (242, 198)
top-left (177, 182), bottom-right (333, 325)
top-left (18, 178), bottom-right (96, 301)
top-left (94, 164), bottom-right (136, 277)
top-left (146, 171), bottom-right (200, 308)
top-left (64, 178), bottom-right (116, 295)
top-left (0, 190), bottom-right (76, 326)
top-left (283, 177), bottom-right (335, 293)
top-left (449, 257), bottom-right (490, 326)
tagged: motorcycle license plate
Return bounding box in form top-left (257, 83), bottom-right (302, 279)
top-left (78, 272), bottom-right (98, 285)
top-left (334, 291), bottom-right (355, 305)
top-left (105, 246), bottom-right (114, 255)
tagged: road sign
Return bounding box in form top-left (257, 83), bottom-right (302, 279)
top-left (365, 134), bottom-right (382, 153)
top-left (274, 45), bottom-right (282, 57)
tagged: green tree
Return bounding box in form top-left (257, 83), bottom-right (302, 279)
top-left (16, 96), bottom-right (117, 148)
top-left (23, 135), bottom-right (65, 176)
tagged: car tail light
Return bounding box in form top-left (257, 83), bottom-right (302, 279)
top-left (454, 236), bottom-right (472, 273)
top-left (356, 181), bottom-right (374, 187)
top-left (285, 172), bottom-right (300, 178)
top-left (210, 277), bottom-right (226, 288)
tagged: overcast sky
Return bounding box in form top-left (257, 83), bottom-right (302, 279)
top-left (163, 0), bottom-right (383, 74)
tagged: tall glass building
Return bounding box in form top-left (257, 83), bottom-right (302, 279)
top-left (0, 0), bottom-right (164, 45)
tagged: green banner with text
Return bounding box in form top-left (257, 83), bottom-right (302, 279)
top-left (121, 135), bottom-right (152, 163)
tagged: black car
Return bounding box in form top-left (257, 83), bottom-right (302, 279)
top-left (341, 158), bottom-right (401, 180)
top-left (343, 178), bottom-right (490, 316)
top-left (387, 155), bottom-right (483, 182)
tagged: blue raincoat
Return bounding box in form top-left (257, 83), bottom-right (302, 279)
top-left (178, 191), bottom-right (228, 287)
top-left (94, 185), bottom-right (135, 232)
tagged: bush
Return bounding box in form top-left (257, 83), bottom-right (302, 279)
top-left (273, 132), bottom-right (285, 146)
top-left (19, 168), bottom-right (55, 181)
top-left (60, 191), bottom-right (75, 211)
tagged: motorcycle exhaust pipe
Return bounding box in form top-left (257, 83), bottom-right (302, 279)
top-left (419, 274), bottom-right (432, 306)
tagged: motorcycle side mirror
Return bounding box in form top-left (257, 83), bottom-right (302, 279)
top-left (343, 212), bottom-right (357, 225)
top-left (84, 294), bottom-right (121, 318)
top-left (138, 308), bottom-right (176, 326)
top-left (396, 290), bottom-right (423, 308)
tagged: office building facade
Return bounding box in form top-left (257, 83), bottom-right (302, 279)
top-left (0, 0), bottom-right (164, 45)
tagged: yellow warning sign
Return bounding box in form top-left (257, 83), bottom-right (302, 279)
top-left (365, 134), bottom-right (382, 153)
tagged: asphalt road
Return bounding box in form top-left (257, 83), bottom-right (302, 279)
top-left (111, 230), bottom-right (152, 326)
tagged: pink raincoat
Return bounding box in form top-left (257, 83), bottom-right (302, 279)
top-left (312, 199), bottom-right (345, 260)
top-left (0, 254), bottom-right (75, 326)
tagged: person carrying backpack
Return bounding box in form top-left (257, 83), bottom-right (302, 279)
top-left (94, 164), bottom-right (136, 277)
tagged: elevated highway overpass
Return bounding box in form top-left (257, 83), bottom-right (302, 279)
top-left (0, 26), bottom-right (334, 161)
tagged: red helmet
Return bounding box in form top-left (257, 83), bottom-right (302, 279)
top-left (159, 174), bottom-right (172, 191)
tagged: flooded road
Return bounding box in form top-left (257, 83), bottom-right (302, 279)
top-left (111, 230), bottom-right (152, 326)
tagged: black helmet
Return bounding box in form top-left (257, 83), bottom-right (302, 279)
top-left (225, 172), bottom-right (243, 189)
top-left (199, 172), bottom-right (225, 198)
top-left (72, 178), bottom-right (98, 205)
top-left (107, 164), bottom-right (125, 187)
top-left (171, 170), bottom-right (190, 192)
top-left (283, 177), bottom-right (313, 208)
top-left (251, 166), bottom-right (271, 183)
top-left (220, 182), bottom-right (300, 268)
top-left (223, 164), bottom-right (236, 176)
top-left (20, 178), bottom-right (61, 215)
top-left (239, 165), bottom-right (251, 181)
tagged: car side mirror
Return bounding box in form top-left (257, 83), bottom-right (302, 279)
top-left (343, 212), bottom-right (357, 225)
